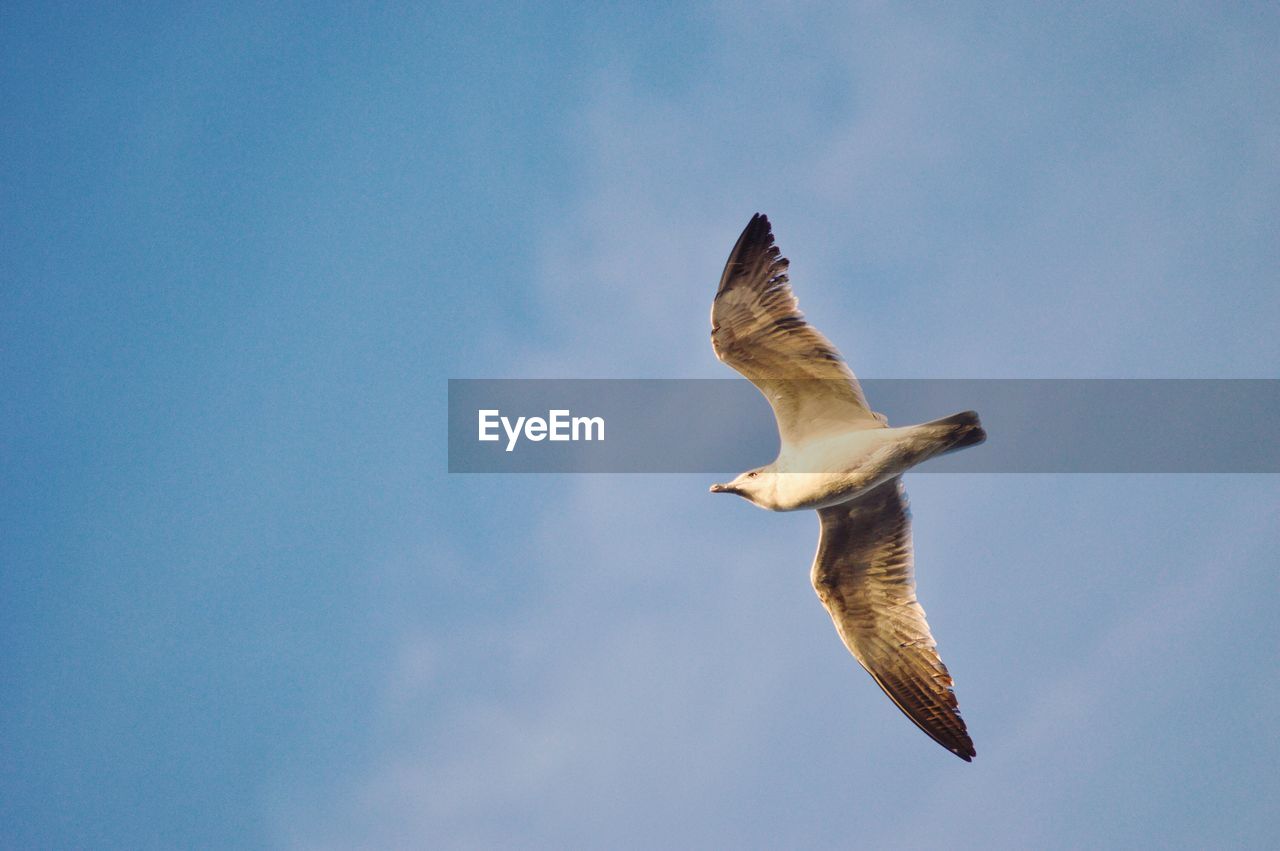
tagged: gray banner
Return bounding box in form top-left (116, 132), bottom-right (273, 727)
top-left (447, 379), bottom-right (1280, 473)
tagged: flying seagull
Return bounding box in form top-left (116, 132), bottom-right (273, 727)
top-left (709, 213), bottom-right (986, 761)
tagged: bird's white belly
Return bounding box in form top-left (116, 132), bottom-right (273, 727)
top-left (772, 429), bottom-right (914, 511)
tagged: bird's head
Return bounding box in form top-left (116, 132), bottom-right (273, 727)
top-left (709, 466), bottom-right (774, 505)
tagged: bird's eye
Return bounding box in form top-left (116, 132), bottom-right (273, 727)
top-left (748, 471), bottom-right (758, 478)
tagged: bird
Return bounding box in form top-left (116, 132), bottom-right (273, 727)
top-left (708, 213), bottom-right (986, 761)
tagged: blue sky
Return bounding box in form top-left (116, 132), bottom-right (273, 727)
top-left (3, 3), bottom-right (1278, 848)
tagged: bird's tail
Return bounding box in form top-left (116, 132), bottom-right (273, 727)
top-left (921, 410), bottom-right (987, 456)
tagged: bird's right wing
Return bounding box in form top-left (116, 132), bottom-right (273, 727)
top-left (711, 213), bottom-right (885, 447)
top-left (811, 478), bottom-right (975, 761)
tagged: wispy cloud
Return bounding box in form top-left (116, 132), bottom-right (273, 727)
top-left (279, 4), bottom-right (1280, 846)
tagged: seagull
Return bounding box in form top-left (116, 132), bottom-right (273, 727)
top-left (709, 213), bottom-right (986, 761)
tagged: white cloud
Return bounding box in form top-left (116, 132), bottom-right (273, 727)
top-left (280, 4), bottom-right (1280, 846)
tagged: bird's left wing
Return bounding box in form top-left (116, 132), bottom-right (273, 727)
top-left (811, 478), bottom-right (976, 761)
top-left (711, 213), bottom-right (885, 447)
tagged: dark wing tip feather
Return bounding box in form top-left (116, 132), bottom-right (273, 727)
top-left (866, 663), bottom-right (976, 762)
top-left (715, 213), bottom-right (790, 299)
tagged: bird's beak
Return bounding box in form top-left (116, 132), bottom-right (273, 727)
top-left (709, 483), bottom-right (736, 494)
